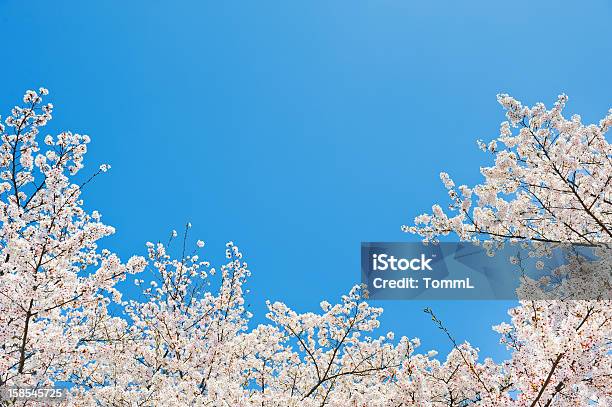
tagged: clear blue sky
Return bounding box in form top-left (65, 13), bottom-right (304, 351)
top-left (1, 0), bottom-right (610, 361)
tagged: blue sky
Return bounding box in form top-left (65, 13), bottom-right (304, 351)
top-left (1, 0), bottom-right (611, 361)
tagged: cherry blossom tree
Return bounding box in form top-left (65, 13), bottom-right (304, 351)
top-left (68, 243), bottom-right (408, 406)
top-left (0, 89), bottom-right (146, 396)
top-left (405, 93), bottom-right (612, 406)
top-left (0, 89), bottom-right (610, 406)
top-left (0, 89), bottom-right (407, 406)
